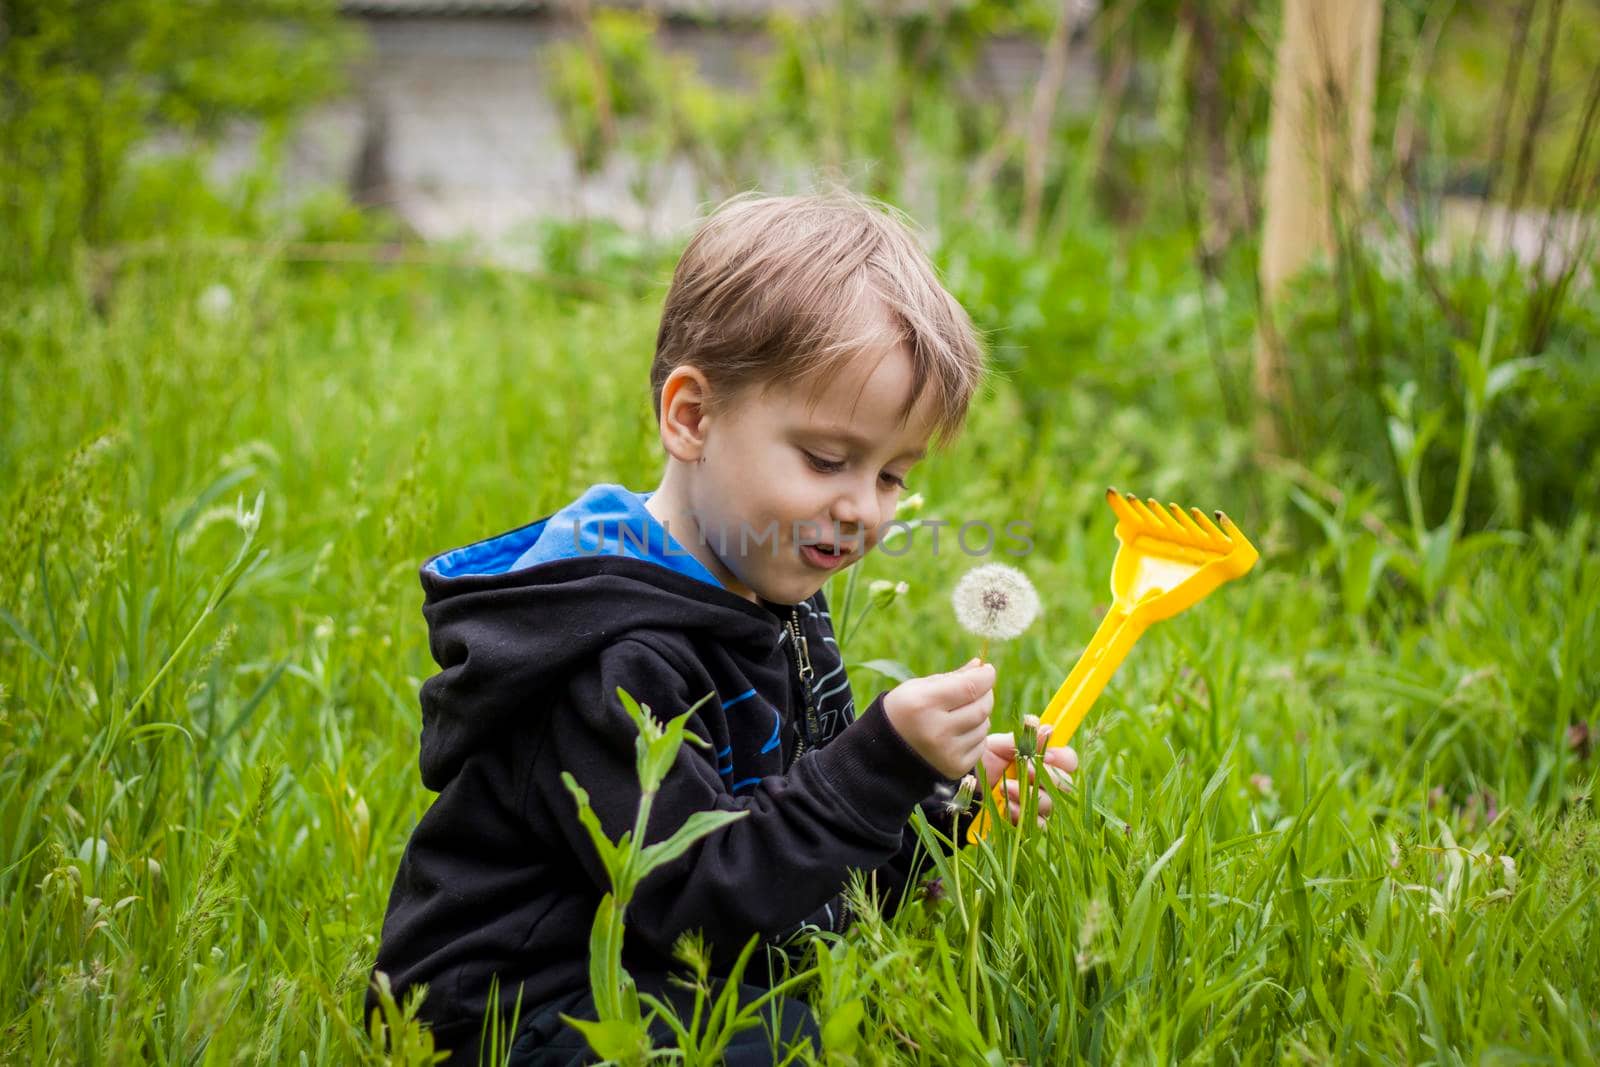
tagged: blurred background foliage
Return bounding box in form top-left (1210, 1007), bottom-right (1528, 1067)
top-left (11, 0), bottom-right (1594, 542)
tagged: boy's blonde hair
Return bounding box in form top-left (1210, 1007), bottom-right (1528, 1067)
top-left (651, 189), bottom-right (987, 449)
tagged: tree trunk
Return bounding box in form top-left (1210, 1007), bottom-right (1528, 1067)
top-left (1254, 0), bottom-right (1382, 453)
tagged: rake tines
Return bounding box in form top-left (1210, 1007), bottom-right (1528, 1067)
top-left (1106, 487), bottom-right (1240, 557)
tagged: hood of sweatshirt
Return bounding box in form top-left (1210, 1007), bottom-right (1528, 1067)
top-left (415, 483), bottom-right (804, 790)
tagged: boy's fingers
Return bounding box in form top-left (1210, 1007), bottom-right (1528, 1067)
top-left (931, 663), bottom-right (995, 704)
top-left (1001, 786), bottom-right (1053, 821)
top-left (952, 721), bottom-right (993, 758)
top-left (944, 687), bottom-right (994, 727)
top-left (986, 732), bottom-right (1018, 759)
top-left (1044, 746), bottom-right (1079, 774)
top-left (1020, 759), bottom-right (1073, 792)
top-left (1002, 804), bottom-right (1051, 828)
top-left (950, 723), bottom-right (992, 754)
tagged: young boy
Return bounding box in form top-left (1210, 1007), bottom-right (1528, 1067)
top-left (368, 191), bottom-right (1078, 1063)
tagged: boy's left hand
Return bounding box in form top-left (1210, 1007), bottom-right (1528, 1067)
top-left (978, 723), bottom-right (1078, 827)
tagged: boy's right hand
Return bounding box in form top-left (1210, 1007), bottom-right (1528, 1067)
top-left (882, 658), bottom-right (995, 779)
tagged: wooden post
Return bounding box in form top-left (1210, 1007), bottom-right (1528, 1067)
top-left (1255, 0), bottom-right (1382, 453)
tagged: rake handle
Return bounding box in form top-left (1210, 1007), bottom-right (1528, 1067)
top-left (964, 606), bottom-right (1148, 845)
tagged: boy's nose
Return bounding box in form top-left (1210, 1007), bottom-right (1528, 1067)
top-left (830, 487), bottom-right (882, 549)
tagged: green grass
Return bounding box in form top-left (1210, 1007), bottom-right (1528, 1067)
top-left (1, 251), bottom-right (1596, 1063)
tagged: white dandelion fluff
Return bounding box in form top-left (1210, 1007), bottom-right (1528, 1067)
top-left (198, 282), bottom-right (235, 323)
top-left (943, 773), bottom-right (978, 815)
top-left (952, 563), bottom-right (1041, 642)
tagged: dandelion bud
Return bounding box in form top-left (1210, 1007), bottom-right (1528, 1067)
top-left (896, 493), bottom-right (925, 517)
top-left (868, 579), bottom-right (909, 610)
top-left (1017, 714), bottom-right (1041, 761)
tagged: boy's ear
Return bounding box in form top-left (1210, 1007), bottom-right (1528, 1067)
top-left (659, 365), bottom-right (713, 462)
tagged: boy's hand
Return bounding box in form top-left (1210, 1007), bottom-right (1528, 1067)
top-left (978, 722), bottom-right (1078, 827)
top-left (882, 657), bottom-right (995, 779)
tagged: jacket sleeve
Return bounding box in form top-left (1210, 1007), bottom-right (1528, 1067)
top-left (865, 790), bottom-right (978, 923)
top-left (528, 638), bottom-right (948, 970)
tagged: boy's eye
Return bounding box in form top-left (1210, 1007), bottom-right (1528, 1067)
top-left (802, 450), bottom-right (846, 474)
top-left (803, 449), bottom-right (910, 491)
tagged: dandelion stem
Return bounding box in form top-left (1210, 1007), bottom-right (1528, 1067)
top-left (966, 888), bottom-right (981, 1021)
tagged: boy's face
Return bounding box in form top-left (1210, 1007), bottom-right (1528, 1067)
top-left (659, 340), bottom-right (937, 606)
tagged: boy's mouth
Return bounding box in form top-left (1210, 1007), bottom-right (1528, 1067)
top-left (799, 541), bottom-right (852, 571)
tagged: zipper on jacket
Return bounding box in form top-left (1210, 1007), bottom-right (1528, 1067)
top-left (785, 606), bottom-right (821, 764)
top-left (784, 607), bottom-right (852, 934)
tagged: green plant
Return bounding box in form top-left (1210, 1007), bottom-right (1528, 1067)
top-left (556, 686), bottom-right (809, 1064)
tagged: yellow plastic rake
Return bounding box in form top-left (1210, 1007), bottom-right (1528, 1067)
top-left (966, 488), bottom-right (1260, 845)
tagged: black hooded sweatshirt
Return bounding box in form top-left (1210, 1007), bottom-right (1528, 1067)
top-left (368, 489), bottom-right (974, 1054)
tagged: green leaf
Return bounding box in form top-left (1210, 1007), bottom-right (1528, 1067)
top-left (1511, 873), bottom-right (1600, 987)
top-left (615, 687), bottom-right (661, 745)
top-left (1453, 337), bottom-right (1486, 408)
top-left (589, 896), bottom-right (626, 1018)
top-left (1341, 537), bottom-right (1388, 619)
top-left (822, 999), bottom-right (865, 1053)
top-left (1485, 357), bottom-right (1540, 404)
top-left (1384, 548), bottom-right (1422, 589)
top-left (1386, 417), bottom-right (1415, 470)
top-left (1115, 832), bottom-right (1187, 974)
top-left (561, 772), bottom-right (622, 886)
top-left (637, 808), bottom-right (749, 877)
top-left (854, 658), bottom-right (916, 683)
top-left (1287, 487), bottom-right (1342, 547)
top-left (1420, 524), bottom-right (1456, 595)
top-left (1414, 409), bottom-right (1445, 460)
top-left (641, 733), bottom-right (681, 794)
top-left (560, 1016), bottom-right (651, 1062)
top-left (0, 606), bottom-right (52, 667)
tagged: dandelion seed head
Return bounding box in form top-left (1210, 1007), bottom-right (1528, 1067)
top-left (944, 773), bottom-right (978, 815)
top-left (198, 283), bottom-right (235, 322)
top-left (952, 563), bottom-right (1040, 641)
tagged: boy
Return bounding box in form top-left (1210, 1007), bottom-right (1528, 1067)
top-left (369, 190), bottom-right (1078, 1063)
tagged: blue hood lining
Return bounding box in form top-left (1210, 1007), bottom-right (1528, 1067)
top-left (424, 483), bottom-right (725, 591)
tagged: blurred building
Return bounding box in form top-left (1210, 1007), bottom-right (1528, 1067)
top-left (209, 0), bottom-right (1098, 246)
